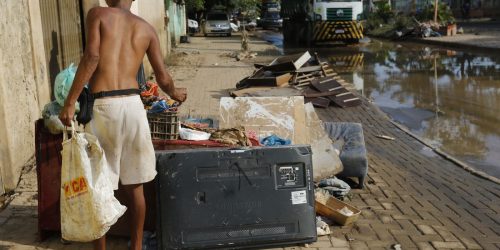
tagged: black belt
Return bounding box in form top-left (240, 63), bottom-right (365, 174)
top-left (92, 88), bottom-right (142, 99)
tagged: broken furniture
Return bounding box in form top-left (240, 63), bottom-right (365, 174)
top-left (236, 51), bottom-right (312, 89)
top-left (233, 50), bottom-right (361, 109)
top-left (291, 52), bottom-right (338, 87)
top-left (156, 146), bottom-right (317, 249)
top-left (236, 69), bottom-right (292, 89)
top-left (307, 77), bottom-right (361, 108)
top-left (323, 122), bottom-right (368, 188)
top-left (261, 51), bottom-right (311, 72)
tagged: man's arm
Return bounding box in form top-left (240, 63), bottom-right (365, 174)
top-left (146, 28), bottom-right (186, 102)
top-left (59, 7), bottom-right (101, 126)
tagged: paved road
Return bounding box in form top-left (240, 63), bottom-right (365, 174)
top-left (314, 100), bottom-right (500, 249)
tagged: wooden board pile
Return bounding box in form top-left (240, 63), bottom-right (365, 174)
top-left (232, 51), bottom-right (361, 108)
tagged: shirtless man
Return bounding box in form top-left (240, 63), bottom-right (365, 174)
top-left (59, 0), bottom-right (186, 249)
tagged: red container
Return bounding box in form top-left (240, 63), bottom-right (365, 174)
top-left (35, 120), bottom-right (63, 240)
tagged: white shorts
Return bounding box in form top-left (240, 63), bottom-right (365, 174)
top-left (85, 95), bottom-right (157, 190)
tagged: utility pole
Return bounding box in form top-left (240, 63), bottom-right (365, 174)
top-left (434, 0), bottom-right (439, 23)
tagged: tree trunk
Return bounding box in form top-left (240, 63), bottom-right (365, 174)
top-left (434, 0), bottom-right (439, 23)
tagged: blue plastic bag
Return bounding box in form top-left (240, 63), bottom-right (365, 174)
top-left (148, 100), bottom-right (169, 114)
top-left (260, 134), bottom-right (291, 146)
top-left (54, 63), bottom-right (79, 111)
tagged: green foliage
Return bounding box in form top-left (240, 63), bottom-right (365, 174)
top-left (366, 13), bottom-right (384, 30)
top-left (416, 2), bottom-right (455, 25)
top-left (185, 0), bottom-right (205, 12)
top-left (232, 0), bottom-right (260, 19)
top-left (394, 15), bottom-right (414, 30)
top-left (374, 0), bottom-right (394, 23)
top-left (198, 0), bottom-right (260, 18)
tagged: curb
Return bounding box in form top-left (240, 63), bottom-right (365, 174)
top-left (365, 34), bottom-right (500, 54)
top-left (404, 37), bottom-right (500, 54)
top-left (366, 99), bottom-right (500, 185)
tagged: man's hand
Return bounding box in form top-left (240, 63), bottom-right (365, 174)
top-left (59, 103), bottom-right (76, 127)
top-left (170, 88), bottom-right (187, 103)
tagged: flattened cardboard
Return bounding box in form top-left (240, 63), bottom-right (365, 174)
top-left (219, 97), bottom-right (307, 144)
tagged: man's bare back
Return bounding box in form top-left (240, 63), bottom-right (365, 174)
top-left (88, 7), bottom-right (151, 92)
top-left (59, 2), bottom-right (186, 250)
top-left (59, 2), bottom-right (186, 127)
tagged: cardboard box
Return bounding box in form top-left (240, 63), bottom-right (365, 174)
top-left (315, 196), bottom-right (361, 226)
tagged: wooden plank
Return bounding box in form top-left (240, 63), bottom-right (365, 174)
top-left (304, 97), bottom-right (330, 108)
top-left (240, 73), bottom-right (293, 88)
top-left (296, 65), bottom-right (322, 73)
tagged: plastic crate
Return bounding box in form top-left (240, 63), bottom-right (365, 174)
top-left (147, 112), bottom-right (179, 140)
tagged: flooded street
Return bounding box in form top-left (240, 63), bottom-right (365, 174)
top-left (324, 40), bottom-right (500, 178)
top-left (257, 31), bottom-right (500, 178)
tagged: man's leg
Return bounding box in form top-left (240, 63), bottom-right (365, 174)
top-left (123, 184), bottom-right (146, 250)
top-left (93, 237), bottom-right (106, 250)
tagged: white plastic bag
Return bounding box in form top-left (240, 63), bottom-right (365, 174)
top-left (179, 127), bottom-right (211, 141)
top-left (54, 63), bottom-right (80, 111)
top-left (60, 123), bottom-right (126, 242)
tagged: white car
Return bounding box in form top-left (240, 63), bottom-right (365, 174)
top-left (188, 19), bottom-right (199, 34)
top-left (203, 12), bottom-right (232, 37)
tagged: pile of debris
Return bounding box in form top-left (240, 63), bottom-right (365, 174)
top-left (231, 51), bottom-right (361, 109)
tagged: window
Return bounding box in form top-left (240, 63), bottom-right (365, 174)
top-left (207, 13), bottom-right (228, 21)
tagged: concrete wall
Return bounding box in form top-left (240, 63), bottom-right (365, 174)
top-left (137, 0), bottom-right (170, 75)
top-left (166, 0), bottom-right (187, 46)
top-left (0, 0), bottom-right (50, 194)
top-left (82, 0), bottom-right (170, 77)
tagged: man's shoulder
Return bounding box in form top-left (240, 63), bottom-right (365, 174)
top-left (132, 15), bottom-right (153, 29)
top-left (132, 15), bottom-right (156, 35)
top-left (86, 6), bottom-right (114, 21)
top-left (88, 6), bottom-right (109, 15)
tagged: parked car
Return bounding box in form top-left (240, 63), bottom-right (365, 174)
top-left (187, 19), bottom-right (199, 35)
top-left (203, 12), bottom-right (231, 37)
top-left (262, 1), bottom-right (280, 12)
top-left (259, 11), bottom-right (282, 30)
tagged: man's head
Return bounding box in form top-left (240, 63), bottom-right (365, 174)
top-left (105, 0), bottom-right (134, 8)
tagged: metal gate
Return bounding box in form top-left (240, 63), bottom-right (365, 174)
top-left (39, 0), bottom-right (84, 93)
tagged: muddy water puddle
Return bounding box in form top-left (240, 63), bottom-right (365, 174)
top-left (312, 40), bottom-right (500, 178)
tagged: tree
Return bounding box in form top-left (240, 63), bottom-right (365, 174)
top-left (186, 0), bottom-right (205, 13)
top-left (232, 0), bottom-right (260, 19)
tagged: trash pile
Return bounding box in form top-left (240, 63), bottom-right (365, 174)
top-left (140, 82), bottom-right (180, 113)
top-left (225, 52), bottom-right (369, 235)
top-left (232, 51), bottom-right (362, 108)
top-left (393, 19), bottom-right (460, 39)
top-left (414, 20), bottom-right (444, 38)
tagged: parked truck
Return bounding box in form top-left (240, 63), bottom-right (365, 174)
top-left (281, 0), bottom-right (364, 45)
